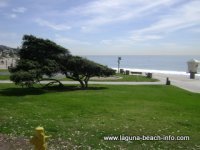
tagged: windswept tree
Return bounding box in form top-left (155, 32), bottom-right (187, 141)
top-left (9, 35), bottom-right (70, 87)
top-left (60, 56), bottom-right (115, 88)
top-left (10, 35), bottom-right (115, 88)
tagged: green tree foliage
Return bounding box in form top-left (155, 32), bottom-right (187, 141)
top-left (10, 35), bottom-right (115, 88)
top-left (9, 35), bottom-right (70, 87)
top-left (60, 56), bottom-right (115, 88)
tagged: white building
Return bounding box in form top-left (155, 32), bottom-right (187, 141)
top-left (187, 59), bottom-right (200, 73)
top-left (0, 57), bottom-right (18, 69)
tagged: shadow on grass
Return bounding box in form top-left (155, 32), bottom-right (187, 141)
top-left (0, 85), bottom-right (108, 96)
top-left (0, 87), bottom-right (45, 96)
top-left (43, 85), bottom-right (108, 91)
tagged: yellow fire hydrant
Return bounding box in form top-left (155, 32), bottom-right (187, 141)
top-left (30, 126), bottom-right (51, 150)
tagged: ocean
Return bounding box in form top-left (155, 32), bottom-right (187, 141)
top-left (85, 55), bottom-right (200, 73)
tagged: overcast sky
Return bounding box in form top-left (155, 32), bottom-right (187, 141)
top-left (0, 0), bottom-right (200, 55)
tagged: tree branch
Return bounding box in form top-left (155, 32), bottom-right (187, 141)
top-left (39, 78), bottom-right (64, 87)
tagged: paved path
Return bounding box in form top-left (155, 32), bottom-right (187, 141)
top-left (0, 80), bottom-right (162, 85)
top-left (153, 73), bottom-right (200, 93)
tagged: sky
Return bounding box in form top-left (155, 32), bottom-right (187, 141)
top-left (0, 0), bottom-right (200, 55)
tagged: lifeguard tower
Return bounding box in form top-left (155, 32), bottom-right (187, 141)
top-left (187, 59), bottom-right (200, 79)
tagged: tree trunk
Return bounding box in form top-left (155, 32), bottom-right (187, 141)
top-left (78, 80), bottom-right (85, 89)
top-left (84, 77), bottom-right (90, 88)
top-left (84, 80), bottom-right (88, 88)
top-left (65, 73), bottom-right (87, 89)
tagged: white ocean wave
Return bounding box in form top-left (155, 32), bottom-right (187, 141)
top-left (113, 67), bottom-right (200, 76)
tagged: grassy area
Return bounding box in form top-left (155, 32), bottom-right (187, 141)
top-left (0, 73), bottom-right (158, 82)
top-left (61, 74), bottom-right (158, 82)
top-left (0, 69), bottom-right (10, 80)
top-left (0, 84), bottom-right (199, 149)
top-left (0, 75), bottom-right (10, 80)
top-left (92, 74), bottom-right (158, 82)
top-left (0, 69), bottom-right (8, 72)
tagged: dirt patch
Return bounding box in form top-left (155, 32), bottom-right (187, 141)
top-left (0, 134), bottom-right (31, 150)
top-left (0, 134), bottom-right (74, 150)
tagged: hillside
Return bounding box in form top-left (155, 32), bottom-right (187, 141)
top-left (0, 45), bottom-right (19, 58)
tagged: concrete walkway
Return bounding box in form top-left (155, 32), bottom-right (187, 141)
top-left (0, 80), bottom-right (163, 85)
top-left (153, 73), bottom-right (200, 93)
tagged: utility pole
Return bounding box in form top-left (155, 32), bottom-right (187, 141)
top-left (6, 59), bottom-right (7, 69)
top-left (118, 57), bottom-right (121, 73)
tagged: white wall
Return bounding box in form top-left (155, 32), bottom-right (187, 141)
top-left (0, 58), bottom-right (17, 69)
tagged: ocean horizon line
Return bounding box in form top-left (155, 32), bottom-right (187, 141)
top-left (81, 54), bottom-right (200, 57)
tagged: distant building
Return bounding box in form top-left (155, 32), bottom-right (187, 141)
top-left (187, 59), bottom-right (200, 73)
top-left (0, 57), bottom-right (18, 69)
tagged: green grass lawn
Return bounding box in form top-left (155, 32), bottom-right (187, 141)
top-left (0, 75), bottom-right (10, 80)
top-left (0, 73), bottom-right (158, 82)
top-left (96, 74), bottom-right (158, 82)
top-left (0, 84), bottom-right (200, 149)
top-left (0, 69), bottom-right (10, 80)
top-left (61, 74), bottom-right (158, 82)
top-left (0, 69), bottom-right (8, 72)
